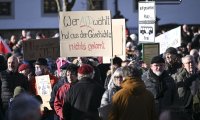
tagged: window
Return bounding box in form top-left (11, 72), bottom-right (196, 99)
top-left (88, 0), bottom-right (104, 10)
top-left (0, 0), bottom-right (14, 18)
top-left (42, 0), bottom-right (58, 16)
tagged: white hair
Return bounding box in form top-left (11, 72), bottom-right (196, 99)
top-left (78, 72), bottom-right (95, 80)
top-left (130, 34), bottom-right (138, 41)
top-left (181, 55), bottom-right (194, 64)
top-left (190, 49), bottom-right (199, 57)
top-left (107, 67), bottom-right (123, 89)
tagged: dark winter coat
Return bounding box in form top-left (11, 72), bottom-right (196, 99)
top-left (174, 68), bottom-right (199, 109)
top-left (0, 70), bottom-right (28, 112)
top-left (63, 77), bottom-right (104, 120)
top-left (142, 69), bottom-right (176, 114)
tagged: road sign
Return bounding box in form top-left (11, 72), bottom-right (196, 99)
top-left (139, 23), bottom-right (155, 42)
top-left (139, 1), bottom-right (156, 22)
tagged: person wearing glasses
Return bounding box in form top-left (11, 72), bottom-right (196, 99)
top-left (174, 55), bottom-right (200, 119)
top-left (100, 68), bottom-right (123, 107)
top-left (108, 66), bottom-right (156, 120)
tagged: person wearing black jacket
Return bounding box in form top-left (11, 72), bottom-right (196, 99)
top-left (63, 64), bottom-right (104, 120)
top-left (0, 56), bottom-right (28, 117)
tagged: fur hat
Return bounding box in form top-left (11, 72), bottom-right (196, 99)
top-left (78, 64), bottom-right (93, 75)
top-left (165, 47), bottom-right (177, 55)
top-left (151, 56), bottom-right (165, 64)
top-left (35, 58), bottom-right (48, 66)
top-left (65, 64), bottom-right (78, 75)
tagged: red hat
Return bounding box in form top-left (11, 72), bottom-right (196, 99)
top-left (18, 64), bottom-right (30, 72)
top-left (78, 64), bottom-right (93, 75)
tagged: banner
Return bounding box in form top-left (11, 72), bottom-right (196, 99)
top-left (103, 19), bottom-right (126, 63)
top-left (59, 11), bottom-right (112, 57)
top-left (155, 26), bottom-right (181, 54)
top-left (23, 38), bottom-right (60, 60)
top-left (35, 75), bottom-right (52, 110)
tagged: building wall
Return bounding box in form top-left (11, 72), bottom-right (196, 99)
top-left (0, 0), bottom-right (200, 30)
top-left (0, 0), bottom-right (88, 30)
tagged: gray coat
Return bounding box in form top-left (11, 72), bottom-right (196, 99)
top-left (174, 68), bottom-right (199, 108)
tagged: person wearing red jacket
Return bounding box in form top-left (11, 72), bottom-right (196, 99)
top-left (54, 64), bottom-right (78, 120)
top-left (29, 58), bottom-right (58, 95)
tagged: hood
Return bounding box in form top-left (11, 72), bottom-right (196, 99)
top-left (121, 77), bottom-right (146, 95)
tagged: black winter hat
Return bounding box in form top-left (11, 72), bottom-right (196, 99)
top-left (165, 47), bottom-right (177, 55)
top-left (62, 63), bottom-right (78, 75)
top-left (60, 62), bottom-right (69, 70)
top-left (151, 56), bottom-right (165, 64)
top-left (111, 56), bottom-right (122, 66)
top-left (35, 58), bottom-right (48, 66)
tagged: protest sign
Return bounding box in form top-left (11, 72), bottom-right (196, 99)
top-left (103, 19), bottom-right (126, 63)
top-left (59, 10), bottom-right (112, 57)
top-left (23, 38), bottom-right (60, 60)
top-left (142, 43), bottom-right (159, 67)
top-left (35, 75), bottom-right (52, 110)
top-left (155, 26), bottom-right (181, 54)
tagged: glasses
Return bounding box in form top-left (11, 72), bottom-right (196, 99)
top-left (114, 76), bottom-right (123, 79)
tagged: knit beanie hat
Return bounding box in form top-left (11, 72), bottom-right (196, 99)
top-left (78, 64), bottom-right (93, 75)
top-left (66, 64), bottom-right (78, 75)
top-left (151, 56), bottom-right (165, 64)
top-left (111, 57), bottom-right (122, 66)
top-left (165, 47), bottom-right (177, 55)
top-left (18, 64), bottom-right (29, 72)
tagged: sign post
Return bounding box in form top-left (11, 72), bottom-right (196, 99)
top-left (138, 1), bottom-right (156, 43)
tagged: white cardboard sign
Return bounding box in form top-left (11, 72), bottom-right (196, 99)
top-left (103, 19), bottom-right (126, 63)
top-left (35, 75), bottom-right (52, 110)
top-left (59, 11), bottom-right (112, 57)
top-left (155, 26), bottom-right (181, 54)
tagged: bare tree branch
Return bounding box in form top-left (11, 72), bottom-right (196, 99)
top-left (55, 0), bottom-right (61, 11)
top-left (88, 0), bottom-right (95, 10)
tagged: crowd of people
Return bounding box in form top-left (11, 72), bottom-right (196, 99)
top-left (0, 25), bottom-right (200, 120)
